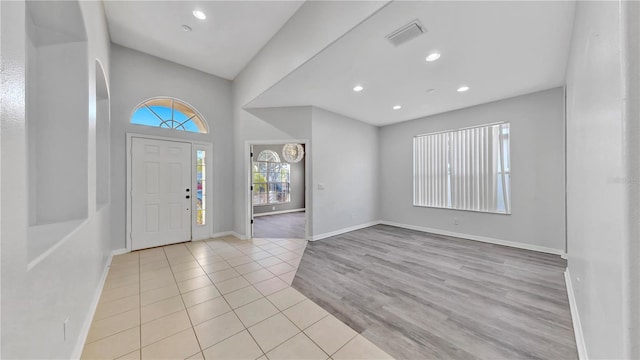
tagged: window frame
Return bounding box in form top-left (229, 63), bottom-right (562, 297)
top-left (195, 149), bottom-right (207, 226)
top-left (130, 97), bottom-right (209, 134)
top-left (253, 150), bottom-right (291, 206)
top-left (413, 122), bottom-right (511, 215)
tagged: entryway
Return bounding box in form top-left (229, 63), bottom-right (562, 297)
top-left (248, 142), bottom-right (309, 239)
top-left (128, 135), bottom-right (212, 251)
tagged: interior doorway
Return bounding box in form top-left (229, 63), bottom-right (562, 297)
top-left (249, 142), bottom-right (308, 239)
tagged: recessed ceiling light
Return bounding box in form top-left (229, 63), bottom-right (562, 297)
top-left (425, 88), bottom-right (435, 94)
top-left (457, 86), bottom-right (470, 92)
top-left (193, 10), bottom-right (206, 20)
top-left (353, 85), bottom-right (364, 92)
top-left (425, 52), bottom-right (441, 62)
top-left (181, 25), bottom-right (192, 32)
top-left (393, 105), bottom-right (402, 110)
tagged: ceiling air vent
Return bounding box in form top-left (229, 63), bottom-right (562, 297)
top-left (386, 20), bottom-right (426, 47)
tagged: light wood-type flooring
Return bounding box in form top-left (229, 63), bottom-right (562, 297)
top-left (253, 211), bottom-right (306, 239)
top-left (292, 224), bottom-right (578, 360)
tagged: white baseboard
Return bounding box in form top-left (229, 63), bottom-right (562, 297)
top-left (210, 231), bottom-right (247, 240)
top-left (253, 208), bottom-right (305, 217)
top-left (210, 231), bottom-right (234, 238)
top-left (379, 221), bottom-right (565, 256)
top-left (72, 248), bottom-right (125, 359)
top-left (311, 221), bottom-right (381, 241)
top-left (111, 248), bottom-right (128, 256)
top-left (565, 269), bottom-right (588, 360)
top-left (230, 231), bottom-right (248, 240)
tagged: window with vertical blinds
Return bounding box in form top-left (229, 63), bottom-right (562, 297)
top-left (413, 123), bottom-right (511, 214)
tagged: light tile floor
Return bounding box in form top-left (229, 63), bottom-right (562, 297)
top-left (81, 236), bottom-right (393, 360)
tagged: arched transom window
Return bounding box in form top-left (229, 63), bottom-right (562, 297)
top-left (131, 97), bottom-right (208, 133)
top-left (257, 150), bottom-right (280, 163)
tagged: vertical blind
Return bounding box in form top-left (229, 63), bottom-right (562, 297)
top-left (413, 123), bottom-right (511, 214)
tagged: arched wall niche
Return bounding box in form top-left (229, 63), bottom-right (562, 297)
top-left (96, 59), bottom-right (110, 209)
top-left (26, 0), bottom-right (89, 260)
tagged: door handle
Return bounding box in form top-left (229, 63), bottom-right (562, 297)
top-left (186, 195), bottom-right (190, 199)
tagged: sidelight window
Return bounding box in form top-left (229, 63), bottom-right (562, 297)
top-left (196, 150), bottom-right (206, 225)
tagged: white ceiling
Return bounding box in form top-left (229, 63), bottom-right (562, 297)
top-left (103, 1), bottom-right (304, 80)
top-left (247, 1), bottom-right (576, 126)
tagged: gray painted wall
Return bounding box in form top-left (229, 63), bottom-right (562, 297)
top-left (565, 0), bottom-right (639, 358)
top-left (231, 1), bottom-right (387, 237)
top-left (311, 107), bottom-right (379, 237)
top-left (252, 144), bottom-right (305, 214)
top-left (110, 45), bottom-right (234, 248)
top-left (379, 88), bottom-right (566, 252)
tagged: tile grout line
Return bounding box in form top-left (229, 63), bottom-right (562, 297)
top-left (118, 250), bottom-right (196, 355)
top-left (203, 239), bottom-right (271, 358)
top-left (246, 311), bottom-right (300, 357)
top-left (101, 238), bottom-right (313, 360)
top-left (233, 240), bottom-right (318, 357)
top-left (333, 332), bottom-right (361, 357)
top-left (253, 299), bottom-right (331, 359)
top-left (132, 260), bottom-right (196, 350)
top-left (261, 244), bottom-right (344, 358)
top-left (84, 309), bottom-right (141, 345)
top-left (165, 245), bottom-right (207, 359)
top-left (82, 257), bottom-right (140, 357)
top-left (195, 238), bottom-right (305, 358)
top-left (84, 240), bottom-right (278, 356)
top-left (187, 240), bottom-right (267, 358)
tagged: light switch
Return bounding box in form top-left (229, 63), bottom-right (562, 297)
top-left (317, 183), bottom-right (325, 190)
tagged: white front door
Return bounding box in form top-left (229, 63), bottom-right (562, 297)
top-left (131, 137), bottom-right (192, 250)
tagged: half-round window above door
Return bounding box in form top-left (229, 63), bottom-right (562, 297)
top-left (131, 97), bottom-right (208, 133)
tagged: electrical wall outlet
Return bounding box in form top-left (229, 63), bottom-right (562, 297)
top-left (272, 206), bottom-right (275, 211)
top-left (453, 218), bottom-right (459, 225)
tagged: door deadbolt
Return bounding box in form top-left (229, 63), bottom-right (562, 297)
top-left (186, 195), bottom-right (190, 199)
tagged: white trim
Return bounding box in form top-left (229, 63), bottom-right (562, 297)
top-left (565, 269), bottom-right (588, 360)
top-left (209, 231), bottom-right (234, 238)
top-left (111, 248), bottom-right (128, 256)
top-left (210, 231), bottom-right (246, 240)
top-left (379, 221), bottom-right (566, 256)
top-left (71, 248), bottom-right (126, 359)
top-left (415, 121), bottom-right (506, 138)
top-left (210, 231), bottom-right (233, 238)
top-left (231, 231), bottom-right (248, 240)
top-left (311, 221), bottom-right (381, 241)
top-left (245, 139), bottom-right (310, 241)
top-left (130, 96), bottom-right (209, 134)
top-left (195, 231), bottom-right (244, 241)
top-left (253, 208), bottom-right (305, 217)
